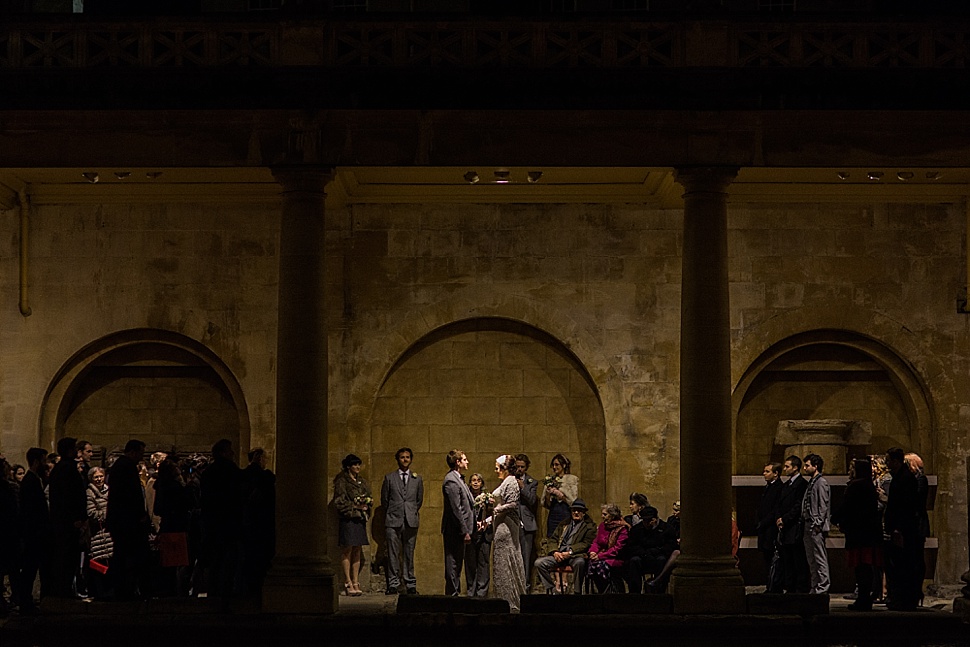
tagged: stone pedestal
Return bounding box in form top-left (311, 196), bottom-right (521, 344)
top-left (776, 419), bottom-right (872, 475)
top-left (669, 167), bottom-right (746, 614)
top-left (263, 167), bottom-right (336, 614)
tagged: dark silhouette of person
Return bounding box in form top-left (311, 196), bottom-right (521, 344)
top-left (47, 436), bottom-right (87, 598)
top-left (14, 448), bottom-right (49, 614)
top-left (201, 439), bottom-right (243, 603)
top-left (0, 459), bottom-right (19, 616)
top-left (884, 447), bottom-right (922, 610)
top-left (107, 439), bottom-right (151, 601)
top-left (153, 459), bottom-right (194, 596)
top-left (240, 448), bottom-right (276, 600)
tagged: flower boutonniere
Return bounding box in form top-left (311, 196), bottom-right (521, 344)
top-left (410, 473), bottom-right (419, 479)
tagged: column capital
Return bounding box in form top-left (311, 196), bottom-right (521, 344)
top-left (271, 166), bottom-right (335, 194)
top-left (673, 166), bottom-right (739, 195)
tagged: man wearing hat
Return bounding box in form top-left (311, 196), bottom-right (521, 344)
top-left (622, 505), bottom-right (680, 593)
top-left (533, 498), bottom-right (596, 594)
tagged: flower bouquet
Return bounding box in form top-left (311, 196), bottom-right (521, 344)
top-left (542, 475), bottom-right (562, 489)
top-left (354, 495), bottom-right (373, 519)
top-left (473, 492), bottom-right (493, 510)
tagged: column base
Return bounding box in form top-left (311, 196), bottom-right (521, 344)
top-left (669, 555), bottom-right (746, 614)
top-left (954, 597), bottom-right (970, 619)
top-left (262, 557), bottom-right (336, 614)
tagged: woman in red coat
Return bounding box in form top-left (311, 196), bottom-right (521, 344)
top-left (587, 503), bottom-right (629, 593)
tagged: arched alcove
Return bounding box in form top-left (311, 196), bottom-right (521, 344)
top-left (369, 317), bottom-right (608, 594)
top-left (732, 329), bottom-right (934, 475)
top-left (40, 329), bottom-right (251, 460)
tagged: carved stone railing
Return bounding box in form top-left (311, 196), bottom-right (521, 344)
top-left (0, 19), bottom-right (968, 69)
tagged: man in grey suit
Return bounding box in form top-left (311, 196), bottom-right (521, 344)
top-left (515, 454), bottom-right (538, 589)
top-left (381, 447), bottom-right (424, 595)
top-left (441, 449), bottom-right (474, 596)
top-left (801, 453), bottom-right (831, 595)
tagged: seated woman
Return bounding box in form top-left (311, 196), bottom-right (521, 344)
top-left (586, 503), bottom-right (629, 593)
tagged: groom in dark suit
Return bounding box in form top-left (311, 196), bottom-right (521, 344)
top-left (441, 449), bottom-right (474, 596)
top-left (381, 447), bottom-right (423, 594)
top-left (757, 462), bottom-right (783, 592)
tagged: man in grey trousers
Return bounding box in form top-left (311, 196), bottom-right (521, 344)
top-left (801, 453), bottom-right (831, 595)
top-left (515, 454), bottom-right (538, 590)
top-left (381, 447), bottom-right (424, 595)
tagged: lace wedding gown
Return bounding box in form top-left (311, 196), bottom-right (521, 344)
top-left (490, 475), bottom-right (526, 612)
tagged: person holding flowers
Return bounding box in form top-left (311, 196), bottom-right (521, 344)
top-left (466, 472), bottom-right (493, 597)
top-left (542, 454), bottom-right (579, 539)
top-left (488, 454), bottom-right (527, 612)
top-left (333, 453), bottom-right (372, 597)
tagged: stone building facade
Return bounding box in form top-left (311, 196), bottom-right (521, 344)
top-left (2, 14), bottom-right (970, 612)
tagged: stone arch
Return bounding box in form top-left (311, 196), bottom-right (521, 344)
top-left (346, 290), bottom-right (627, 452)
top-left (40, 328), bottom-right (251, 461)
top-left (732, 328), bottom-right (935, 474)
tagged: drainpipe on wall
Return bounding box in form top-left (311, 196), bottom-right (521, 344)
top-left (18, 189), bottom-right (31, 317)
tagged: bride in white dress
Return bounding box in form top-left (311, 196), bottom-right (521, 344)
top-left (488, 454), bottom-right (527, 612)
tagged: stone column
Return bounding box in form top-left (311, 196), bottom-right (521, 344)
top-left (670, 166), bottom-right (746, 614)
top-left (262, 167), bottom-right (336, 614)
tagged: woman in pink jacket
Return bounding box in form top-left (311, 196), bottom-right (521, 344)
top-left (587, 503), bottom-right (629, 593)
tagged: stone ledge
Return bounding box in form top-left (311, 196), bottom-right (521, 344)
top-left (746, 593), bottom-right (830, 617)
top-left (396, 595), bottom-right (510, 614)
top-left (520, 593), bottom-right (674, 615)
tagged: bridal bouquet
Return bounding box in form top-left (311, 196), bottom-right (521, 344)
top-left (473, 492), bottom-right (493, 510)
top-left (354, 495), bottom-right (373, 508)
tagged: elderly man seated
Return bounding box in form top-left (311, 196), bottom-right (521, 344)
top-left (534, 498), bottom-right (596, 594)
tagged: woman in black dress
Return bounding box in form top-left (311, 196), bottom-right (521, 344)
top-left (833, 458), bottom-right (883, 610)
top-left (333, 453), bottom-right (371, 596)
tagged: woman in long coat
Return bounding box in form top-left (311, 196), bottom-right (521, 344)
top-left (332, 453), bottom-right (372, 597)
top-left (833, 458), bottom-right (883, 611)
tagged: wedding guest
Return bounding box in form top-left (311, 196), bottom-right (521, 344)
top-left (0, 459), bottom-right (18, 616)
top-left (154, 459), bottom-right (194, 597)
top-left (85, 467), bottom-right (113, 599)
top-left (622, 504), bottom-right (680, 594)
top-left (884, 447), bottom-right (921, 610)
top-left (801, 453), bottom-right (831, 595)
top-left (241, 448), bottom-right (276, 600)
top-left (380, 448), bottom-right (423, 595)
top-left (48, 436), bottom-right (87, 598)
top-left (14, 448), bottom-right (49, 615)
top-left (587, 503), bottom-right (629, 593)
top-left (489, 454), bottom-right (526, 612)
top-left (12, 464), bottom-right (26, 484)
top-left (514, 454), bottom-right (538, 589)
top-left (200, 439), bottom-right (242, 604)
top-left (466, 473), bottom-right (493, 598)
top-left (108, 439), bottom-right (151, 601)
top-left (833, 459), bottom-right (882, 610)
top-left (542, 453), bottom-right (578, 591)
top-left (333, 453), bottom-right (371, 597)
top-left (534, 498), bottom-right (596, 595)
top-left (906, 452), bottom-right (930, 595)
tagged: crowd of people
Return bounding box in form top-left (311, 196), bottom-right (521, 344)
top-left (0, 437), bottom-right (275, 616)
top-left (755, 448), bottom-right (929, 611)
top-left (332, 449), bottom-right (683, 610)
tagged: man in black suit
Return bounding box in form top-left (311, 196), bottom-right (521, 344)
top-left (107, 439), bottom-right (151, 601)
top-left (884, 447), bottom-right (921, 610)
top-left (775, 455), bottom-right (809, 593)
top-left (47, 436), bottom-right (87, 598)
top-left (15, 448), bottom-right (49, 614)
top-left (757, 462), bottom-right (783, 593)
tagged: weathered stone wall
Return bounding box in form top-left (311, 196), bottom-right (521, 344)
top-left (2, 192), bottom-right (967, 596)
top-left (0, 199), bottom-right (280, 462)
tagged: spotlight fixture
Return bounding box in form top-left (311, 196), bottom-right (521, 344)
top-left (463, 171), bottom-right (480, 184)
top-left (114, 172), bottom-right (131, 180)
top-left (836, 171), bottom-right (850, 181)
top-left (527, 171), bottom-right (543, 183)
top-left (82, 172), bottom-right (99, 184)
top-left (493, 170), bottom-right (511, 184)
top-left (146, 172), bottom-right (163, 180)
top-left (926, 171), bottom-right (942, 180)
top-left (867, 171), bottom-right (884, 181)
top-left (896, 171), bottom-right (914, 181)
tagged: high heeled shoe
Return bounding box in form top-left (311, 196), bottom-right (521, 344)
top-left (343, 583), bottom-right (354, 596)
top-left (350, 582), bottom-right (363, 597)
